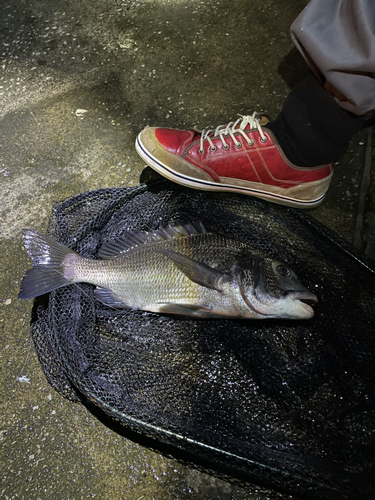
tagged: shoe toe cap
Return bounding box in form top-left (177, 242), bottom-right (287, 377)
top-left (155, 127), bottom-right (194, 155)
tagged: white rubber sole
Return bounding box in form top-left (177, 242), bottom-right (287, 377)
top-left (135, 134), bottom-right (327, 209)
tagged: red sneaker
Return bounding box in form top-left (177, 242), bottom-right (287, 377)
top-left (135, 113), bottom-right (333, 208)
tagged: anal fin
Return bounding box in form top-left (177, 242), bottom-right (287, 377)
top-left (94, 287), bottom-right (131, 309)
top-left (157, 302), bottom-right (213, 317)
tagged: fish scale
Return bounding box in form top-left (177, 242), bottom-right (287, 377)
top-left (73, 234), bottom-right (244, 313)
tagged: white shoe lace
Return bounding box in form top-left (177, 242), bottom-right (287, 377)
top-left (199, 112), bottom-right (268, 154)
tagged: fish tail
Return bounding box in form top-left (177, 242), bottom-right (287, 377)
top-left (18, 229), bottom-right (78, 299)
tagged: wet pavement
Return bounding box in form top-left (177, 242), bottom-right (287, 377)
top-left (1, 0), bottom-right (374, 499)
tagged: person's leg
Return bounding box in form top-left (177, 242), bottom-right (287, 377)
top-left (266, 73), bottom-right (371, 169)
top-left (136, 0), bottom-right (375, 208)
top-left (291, 0), bottom-right (375, 117)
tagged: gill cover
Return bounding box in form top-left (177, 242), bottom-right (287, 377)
top-left (236, 254), bottom-right (318, 319)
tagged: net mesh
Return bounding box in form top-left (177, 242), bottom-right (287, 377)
top-left (29, 170), bottom-right (375, 499)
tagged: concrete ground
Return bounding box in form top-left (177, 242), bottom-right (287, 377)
top-left (1, 0), bottom-right (374, 499)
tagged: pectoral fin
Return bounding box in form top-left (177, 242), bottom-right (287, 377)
top-left (157, 249), bottom-right (225, 291)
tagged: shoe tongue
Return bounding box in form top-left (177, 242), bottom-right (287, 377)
top-left (239, 115), bottom-right (269, 130)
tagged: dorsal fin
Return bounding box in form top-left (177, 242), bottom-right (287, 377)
top-left (98, 220), bottom-right (207, 260)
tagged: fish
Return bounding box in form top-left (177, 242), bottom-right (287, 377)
top-left (18, 221), bottom-right (318, 320)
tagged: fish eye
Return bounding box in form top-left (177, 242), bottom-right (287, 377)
top-left (276, 264), bottom-right (291, 277)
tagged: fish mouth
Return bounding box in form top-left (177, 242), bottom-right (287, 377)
top-left (289, 291), bottom-right (318, 316)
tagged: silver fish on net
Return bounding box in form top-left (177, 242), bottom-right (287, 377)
top-left (18, 221), bottom-right (317, 320)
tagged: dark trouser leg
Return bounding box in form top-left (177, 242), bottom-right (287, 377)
top-left (267, 73), bottom-right (375, 167)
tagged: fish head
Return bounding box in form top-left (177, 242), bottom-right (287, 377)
top-left (236, 256), bottom-right (318, 320)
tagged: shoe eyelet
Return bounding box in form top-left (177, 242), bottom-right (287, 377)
top-left (223, 144), bottom-right (229, 150)
top-left (210, 146), bottom-right (217, 152)
top-left (260, 137), bottom-right (268, 143)
top-left (199, 148), bottom-right (204, 154)
top-left (235, 142), bottom-right (242, 149)
top-left (247, 140), bottom-right (254, 146)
